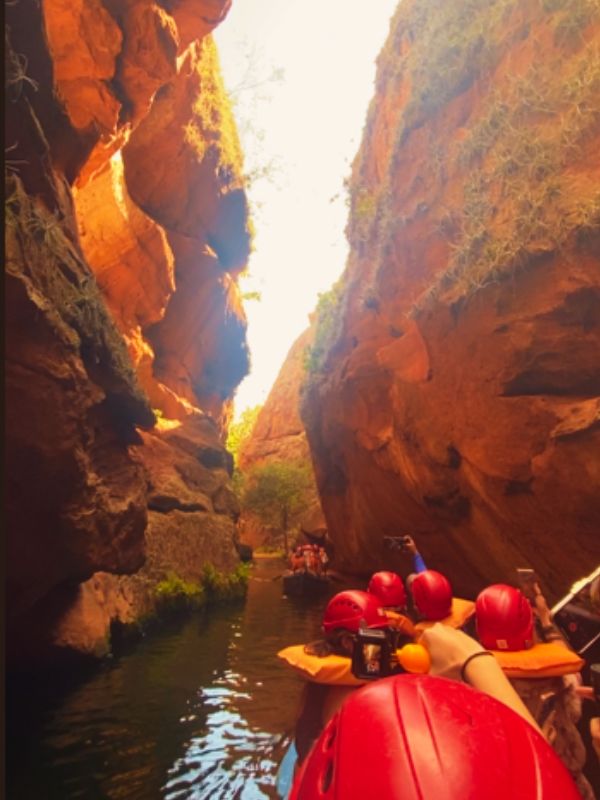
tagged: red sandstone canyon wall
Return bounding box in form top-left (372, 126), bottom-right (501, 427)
top-left (6, 0), bottom-right (250, 665)
top-left (301, 0), bottom-right (600, 601)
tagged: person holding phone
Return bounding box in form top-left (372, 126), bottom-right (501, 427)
top-left (400, 535), bottom-right (452, 621)
top-left (401, 534), bottom-right (428, 574)
top-left (531, 582), bottom-right (597, 798)
top-left (390, 534), bottom-right (471, 628)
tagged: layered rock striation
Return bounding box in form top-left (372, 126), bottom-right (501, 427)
top-left (301, 0), bottom-right (600, 600)
top-left (6, 0), bottom-right (250, 665)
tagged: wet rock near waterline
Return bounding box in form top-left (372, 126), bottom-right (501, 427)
top-left (11, 417), bottom-right (246, 663)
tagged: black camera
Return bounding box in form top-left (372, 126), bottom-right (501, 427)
top-left (351, 625), bottom-right (403, 681)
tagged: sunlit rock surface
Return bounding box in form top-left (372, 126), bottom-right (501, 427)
top-left (240, 328), bottom-right (314, 467)
top-left (301, 0), bottom-right (600, 601)
top-left (6, 0), bottom-right (249, 665)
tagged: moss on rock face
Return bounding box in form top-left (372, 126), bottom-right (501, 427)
top-left (302, 280), bottom-right (346, 376)
top-left (183, 36), bottom-right (245, 187)
top-left (346, 0), bottom-right (600, 315)
top-left (111, 563), bottom-right (251, 647)
top-left (438, 40), bottom-right (600, 303)
top-left (201, 562), bottom-right (251, 602)
top-left (153, 563), bottom-right (250, 614)
top-left (5, 173), bottom-right (155, 431)
top-left (154, 572), bottom-right (206, 612)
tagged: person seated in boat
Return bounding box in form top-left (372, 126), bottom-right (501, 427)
top-left (399, 534), bottom-right (449, 620)
top-left (527, 583), bottom-right (595, 799)
top-left (318, 546), bottom-right (329, 575)
top-left (398, 535), bottom-right (476, 632)
top-left (408, 569), bottom-right (454, 623)
top-left (290, 546), bottom-right (305, 573)
top-left (300, 544), bottom-right (309, 571)
top-left (402, 534), bottom-right (428, 574)
top-left (373, 534), bottom-right (470, 631)
top-left (367, 571), bottom-right (415, 638)
top-left (290, 627), bottom-right (581, 800)
top-left (292, 590), bottom-right (390, 765)
top-left (302, 544), bottom-right (319, 575)
top-left (475, 582), bottom-right (595, 799)
top-left (475, 583), bottom-right (535, 652)
top-left (399, 533), bottom-right (444, 612)
top-left (311, 544), bottom-right (323, 576)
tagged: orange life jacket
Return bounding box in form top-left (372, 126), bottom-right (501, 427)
top-left (414, 597), bottom-right (476, 631)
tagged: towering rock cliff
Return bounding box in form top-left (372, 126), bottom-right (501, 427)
top-left (6, 0), bottom-right (250, 665)
top-left (240, 328), bottom-right (315, 468)
top-left (301, 0), bottom-right (600, 601)
top-left (238, 326), bottom-right (325, 548)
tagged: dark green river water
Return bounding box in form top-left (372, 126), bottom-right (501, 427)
top-left (7, 559), bottom-right (348, 800)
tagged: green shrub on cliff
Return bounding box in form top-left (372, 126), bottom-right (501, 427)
top-left (303, 280), bottom-right (346, 374)
top-left (347, 0), bottom-right (600, 316)
top-left (184, 37), bottom-right (244, 187)
top-left (437, 41), bottom-right (600, 302)
top-left (394, 0), bottom-right (519, 143)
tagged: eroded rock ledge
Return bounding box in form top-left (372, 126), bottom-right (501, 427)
top-left (6, 0), bottom-right (250, 665)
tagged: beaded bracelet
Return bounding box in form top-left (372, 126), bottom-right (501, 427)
top-left (460, 650), bottom-right (495, 683)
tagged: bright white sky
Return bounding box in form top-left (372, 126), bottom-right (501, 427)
top-left (214, 1), bottom-right (397, 419)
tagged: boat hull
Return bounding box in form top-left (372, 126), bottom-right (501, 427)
top-left (283, 571), bottom-right (330, 598)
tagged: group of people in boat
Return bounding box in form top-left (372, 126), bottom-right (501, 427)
top-left (278, 535), bottom-right (600, 799)
top-left (289, 542), bottom-right (329, 576)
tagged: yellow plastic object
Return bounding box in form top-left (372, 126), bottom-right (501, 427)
top-left (414, 597), bottom-right (476, 632)
top-left (492, 642), bottom-right (584, 678)
top-left (277, 645), bottom-right (365, 686)
top-left (396, 643), bottom-right (431, 674)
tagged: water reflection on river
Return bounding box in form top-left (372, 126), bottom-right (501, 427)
top-left (7, 559), bottom-right (348, 799)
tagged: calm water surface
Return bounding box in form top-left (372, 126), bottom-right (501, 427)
top-left (7, 559), bottom-right (349, 799)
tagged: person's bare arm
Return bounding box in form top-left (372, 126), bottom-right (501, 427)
top-left (533, 583), bottom-right (567, 646)
top-left (420, 623), bottom-right (542, 734)
top-left (403, 535), bottom-right (418, 555)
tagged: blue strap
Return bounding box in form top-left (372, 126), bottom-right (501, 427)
top-left (413, 553), bottom-right (427, 573)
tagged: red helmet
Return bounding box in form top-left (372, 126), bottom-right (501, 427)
top-left (289, 674), bottom-right (580, 800)
top-left (322, 590), bottom-right (388, 634)
top-left (410, 570), bottom-right (452, 620)
top-left (476, 584), bottom-right (533, 651)
top-left (367, 571), bottom-right (407, 608)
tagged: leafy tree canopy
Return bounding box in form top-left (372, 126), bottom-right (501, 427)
top-left (241, 460), bottom-right (312, 531)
